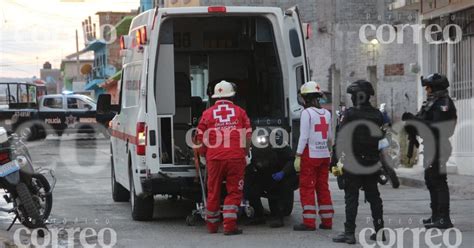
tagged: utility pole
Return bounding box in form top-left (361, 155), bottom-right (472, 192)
top-left (76, 29), bottom-right (80, 87)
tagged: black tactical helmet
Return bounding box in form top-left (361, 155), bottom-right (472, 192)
top-left (421, 73), bottom-right (450, 91)
top-left (346, 80), bottom-right (375, 96)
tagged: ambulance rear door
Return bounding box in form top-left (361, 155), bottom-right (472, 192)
top-left (283, 6), bottom-right (310, 148)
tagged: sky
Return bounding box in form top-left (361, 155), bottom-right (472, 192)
top-left (0, 0), bottom-right (139, 78)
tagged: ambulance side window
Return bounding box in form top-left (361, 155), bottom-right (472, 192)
top-left (122, 64), bottom-right (141, 108)
top-left (289, 29), bottom-right (302, 57)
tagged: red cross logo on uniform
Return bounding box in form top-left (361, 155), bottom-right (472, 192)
top-left (315, 116), bottom-right (329, 139)
top-left (213, 104), bottom-right (235, 123)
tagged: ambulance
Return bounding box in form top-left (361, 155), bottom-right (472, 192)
top-left (97, 5), bottom-right (310, 220)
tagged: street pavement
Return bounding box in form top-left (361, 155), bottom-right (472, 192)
top-left (0, 135), bottom-right (472, 247)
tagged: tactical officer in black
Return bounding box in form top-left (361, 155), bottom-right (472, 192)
top-left (332, 80), bottom-right (385, 244)
top-left (402, 73), bottom-right (457, 229)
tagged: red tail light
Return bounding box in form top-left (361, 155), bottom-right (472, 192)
top-left (208, 6), bottom-right (227, 13)
top-left (136, 122), bottom-right (147, 156)
top-left (0, 150), bottom-right (10, 165)
top-left (136, 26), bottom-right (147, 45)
top-left (120, 35), bottom-right (125, 49)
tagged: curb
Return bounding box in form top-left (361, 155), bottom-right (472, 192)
top-left (399, 175), bottom-right (474, 198)
top-left (398, 176), bottom-right (425, 189)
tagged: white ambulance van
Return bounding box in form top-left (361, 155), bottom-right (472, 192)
top-left (97, 5), bottom-right (310, 220)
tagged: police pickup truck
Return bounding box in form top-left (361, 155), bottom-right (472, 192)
top-left (0, 82), bottom-right (110, 139)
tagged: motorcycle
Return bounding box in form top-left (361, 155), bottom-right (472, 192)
top-left (378, 138), bottom-right (400, 188)
top-left (0, 126), bottom-right (55, 231)
top-left (379, 103), bottom-right (401, 167)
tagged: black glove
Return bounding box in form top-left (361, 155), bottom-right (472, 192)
top-left (402, 112), bottom-right (415, 121)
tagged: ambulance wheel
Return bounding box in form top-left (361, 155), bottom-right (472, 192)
top-left (111, 150), bottom-right (129, 202)
top-left (129, 166), bottom-right (154, 221)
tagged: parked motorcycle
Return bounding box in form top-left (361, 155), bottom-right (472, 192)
top-left (378, 138), bottom-right (400, 188)
top-left (379, 103), bottom-right (401, 167)
top-left (0, 127), bottom-right (55, 231)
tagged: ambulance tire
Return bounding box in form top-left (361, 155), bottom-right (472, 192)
top-left (111, 149), bottom-right (129, 202)
top-left (129, 164), bottom-right (154, 221)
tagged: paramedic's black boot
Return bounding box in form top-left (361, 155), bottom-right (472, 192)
top-left (268, 217), bottom-right (284, 228)
top-left (293, 223), bottom-right (315, 231)
top-left (224, 229), bottom-right (243, 236)
top-left (332, 232), bottom-right (356, 244)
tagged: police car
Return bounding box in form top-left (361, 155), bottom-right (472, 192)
top-left (0, 82), bottom-right (109, 139)
top-left (97, 5), bottom-right (310, 220)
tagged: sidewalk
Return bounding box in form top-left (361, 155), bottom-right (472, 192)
top-left (0, 230), bottom-right (15, 248)
top-left (397, 166), bottom-right (474, 198)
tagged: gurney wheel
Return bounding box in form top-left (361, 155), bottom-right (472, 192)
top-left (186, 214), bottom-right (197, 226)
top-left (245, 206), bottom-right (255, 218)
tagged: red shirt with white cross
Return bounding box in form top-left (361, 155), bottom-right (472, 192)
top-left (197, 100), bottom-right (252, 160)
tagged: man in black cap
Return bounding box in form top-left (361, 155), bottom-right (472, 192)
top-left (402, 73), bottom-right (457, 229)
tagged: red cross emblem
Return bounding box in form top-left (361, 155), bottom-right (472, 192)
top-left (218, 88), bottom-right (223, 93)
top-left (314, 116), bottom-right (329, 139)
top-left (315, 85), bottom-right (320, 91)
top-left (213, 104), bottom-right (235, 122)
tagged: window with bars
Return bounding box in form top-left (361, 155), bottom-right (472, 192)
top-left (425, 7), bottom-right (474, 101)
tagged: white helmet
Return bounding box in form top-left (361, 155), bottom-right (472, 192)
top-left (212, 80), bottom-right (236, 99)
top-left (300, 81), bottom-right (323, 95)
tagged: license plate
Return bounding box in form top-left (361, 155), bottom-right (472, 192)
top-left (0, 161), bottom-right (20, 177)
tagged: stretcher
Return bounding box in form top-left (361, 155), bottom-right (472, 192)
top-left (185, 149), bottom-right (254, 226)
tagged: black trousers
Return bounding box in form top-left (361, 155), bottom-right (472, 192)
top-left (343, 174), bottom-right (384, 233)
top-left (424, 164), bottom-right (450, 219)
top-left (244, 170), bottom-right (295, 218)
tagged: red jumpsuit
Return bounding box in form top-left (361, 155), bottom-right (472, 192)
top-left (297, 107), bottom-right (334, 229)
top-left (197, 100), bottom-right (251, 233)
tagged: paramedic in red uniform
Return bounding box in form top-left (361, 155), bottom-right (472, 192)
top-left (196, 80), bottom-right (252, 235)
top-left (293, 81), bottom-right (334, 231)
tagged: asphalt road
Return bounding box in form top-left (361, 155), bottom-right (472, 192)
top-left (1, 135), bottom-right (473, 247)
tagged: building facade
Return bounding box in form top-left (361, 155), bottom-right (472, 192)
top-left (391, 0), bottom-right (474, 175)
top-left (40, 62), bottom-right (61, 94)
top-left (75, 11), bottom-right (136, 98)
